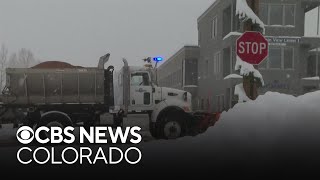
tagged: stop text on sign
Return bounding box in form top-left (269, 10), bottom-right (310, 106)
top-left (236, 31), bottom-right (269, 65)
top-left (238, 42), bottom-right (267, 55)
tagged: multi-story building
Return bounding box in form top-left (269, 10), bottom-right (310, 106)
top-left (157, 46), bottom-right (199, 108)
top-left (197, 0), bottom-right (320, 112)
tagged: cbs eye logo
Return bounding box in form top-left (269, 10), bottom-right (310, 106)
top-left (16, 126), bottom-right (34, 144)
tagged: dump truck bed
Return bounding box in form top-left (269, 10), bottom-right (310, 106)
top-left (1, 68), bottom-right (105, 105)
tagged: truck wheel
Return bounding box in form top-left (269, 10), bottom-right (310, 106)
top-left (159, 112), bottom-right (185, 139)
top-left (38, 114), bottom-right (72, 141)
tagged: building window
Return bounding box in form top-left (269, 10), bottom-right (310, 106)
top-left (270, 4), bottom-right (283, 25)
top-left (307, 54), bottom-right (320, 77)
top-left (284, 47), bottom-right (294, 69)
top-left (223, 6), bottom-right (232, 37)
top-left (285, 5), bottom-right (295, 26)
top-left (259, 3), bottom-right (269, 24)
top-left (205, 60), bottom-right (209, 78)
top-left (214, 52), bottom-right (221, 74)
top-left (260, 3), bottom-right (295, 26)
top-left (185, 59), bottom-right (198, 86)
top-left (212, 16), bottom-right (218, 39)
top-left (223, 47), bottom-right (231, 77)
top-left (269, 48), bottom-right (282, 69)
top-left (232, 0), bottom-right (240, 32)
top-left (260, 47), bottom-right (294, 70)
top-left (231, 46), bottom-right (237, 72)
top-left (307, 56), bottom-right (317, 77)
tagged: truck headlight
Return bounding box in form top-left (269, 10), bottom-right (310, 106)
top-left (183, 92), bottom-right (188, 102)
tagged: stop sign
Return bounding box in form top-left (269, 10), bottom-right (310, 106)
top-left (236, 31), bottom-right (268, 65)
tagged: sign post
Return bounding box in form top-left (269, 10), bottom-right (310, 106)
top-left (236, 31), bottom-right (268, 100)
top-left (237, 0), bottom-right (268, 100)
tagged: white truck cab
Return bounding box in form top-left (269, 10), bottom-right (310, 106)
top-left (112, 59), bottom-right (195, 139)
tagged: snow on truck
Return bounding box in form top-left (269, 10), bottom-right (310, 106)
top-left (0, 53), bottom-right (217, 139)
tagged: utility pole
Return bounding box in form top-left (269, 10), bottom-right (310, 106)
top-left (243, 0), bottom-right (261, 100)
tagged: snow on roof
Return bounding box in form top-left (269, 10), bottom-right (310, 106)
top-left (224, 74), bottom-right (243, 80)
top-left (223, 32), bottom-right (243, 40)
top-left (235, 56), bottom-right (264, 86)
top-left (183, 85), bottom-right (198, 88)
top-left (236, 0), bottom-right (265, 33)
top-left (266, 25), bottom-right (294, 28)
top-left (302, 76), bottom-right (320, 80)
top-left (309, 48), bottom-right (320, 52)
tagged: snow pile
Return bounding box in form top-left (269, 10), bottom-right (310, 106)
top-left (235, 56), bottom-right (264, 85)
top-left (142, 91), bottom-right (320, 168)
top-left (234, 83), bottom-right (251, 102)
top-left (236, 0), bottom-right (265, 33)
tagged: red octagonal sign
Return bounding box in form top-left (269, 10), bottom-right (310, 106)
top-left (236, 31), bottom-right (269, 65)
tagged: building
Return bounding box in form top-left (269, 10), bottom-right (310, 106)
top-left (197, 0), bottom-right (320, 113)
top-left (157, 46), bottom-right (199, 108)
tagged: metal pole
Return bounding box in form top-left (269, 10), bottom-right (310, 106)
top-left (317, 6), bottom-right (320, 35)
top-left (243, 0), bottom-right (260, 100)
top-left (317, 6), bottom-right (320, 76)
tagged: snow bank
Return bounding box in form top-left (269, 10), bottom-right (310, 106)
top-left (142, 91), bottom-right (320, 168)
top-left (235, 56), bottom-right (264, 85)
top-left (236, 0), bottom-right (265, 33)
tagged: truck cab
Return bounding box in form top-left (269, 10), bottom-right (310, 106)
top-left (112, 59), bottom-right (204, 139)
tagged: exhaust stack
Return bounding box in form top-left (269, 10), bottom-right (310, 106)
top-left (98, 53), bottom-right (110, 69)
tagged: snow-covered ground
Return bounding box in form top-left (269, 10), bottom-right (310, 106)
top-left (142, 91), bottom-right (320, 168)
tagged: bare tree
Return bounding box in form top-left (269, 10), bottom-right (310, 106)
top-left (8, 52), bottom-right (18, 68)
top-left (17, 48), bottom-right (36, 68)
top-left (0, 44), bottom-right (8, 90)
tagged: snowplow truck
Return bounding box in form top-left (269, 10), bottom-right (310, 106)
top-left (0, 53), bottom-right (217, 139)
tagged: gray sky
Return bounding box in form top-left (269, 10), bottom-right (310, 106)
top-left (0, 0), bottom-right (319, 70)
top-left (0, 0), bottom-right (214, 69)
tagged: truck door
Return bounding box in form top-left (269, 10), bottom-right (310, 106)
top-left (130, 72), bottom-right (153, 109)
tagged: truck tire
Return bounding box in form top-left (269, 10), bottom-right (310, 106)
top-left (37, 113), bottom-right (72, 141)
top-left (158, 111), bottom-right (186, 140)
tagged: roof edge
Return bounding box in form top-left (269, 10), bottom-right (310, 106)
top-left (158, 45), bottom-right (199, 69)
top-left (197, 0), bottom-right (220, 23)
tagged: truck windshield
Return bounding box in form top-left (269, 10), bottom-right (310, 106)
top-left (131, 72), bottom-right (150, 86)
